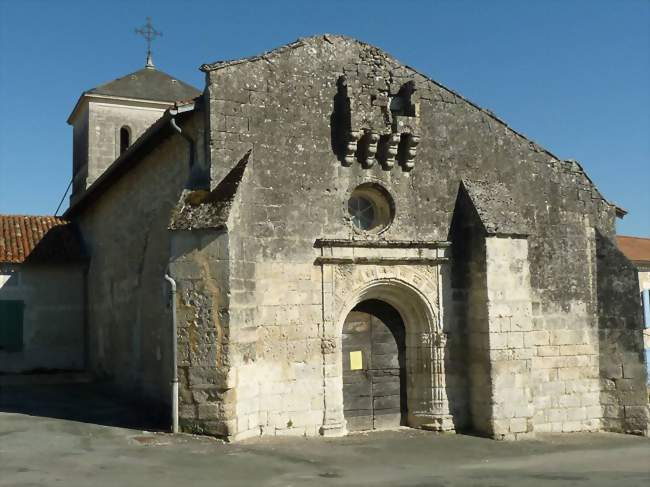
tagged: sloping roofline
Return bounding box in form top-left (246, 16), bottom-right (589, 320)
top-left (201, 34), bottom-right (621, 214)
top-left (64, 35), bottom-right (625, 222)
top-left (67, 67), bottom-right (201, 124)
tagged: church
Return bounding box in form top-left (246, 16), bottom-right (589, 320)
top-left (0, 35), bottom-right (647, 441)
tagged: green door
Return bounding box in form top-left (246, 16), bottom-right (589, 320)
top-left (0, 300), bottom-right (24, 351)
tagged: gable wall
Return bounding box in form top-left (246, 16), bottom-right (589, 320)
top-left (202, 37), bottom-right (644, 438)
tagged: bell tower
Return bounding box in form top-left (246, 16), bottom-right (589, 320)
top-left (67, 18), bottom-right (201, 204)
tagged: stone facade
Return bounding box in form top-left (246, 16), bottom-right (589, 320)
top-left (73, 112), bottom-right (202, 409)
top-left (62, 35), bottom-right (648, 441)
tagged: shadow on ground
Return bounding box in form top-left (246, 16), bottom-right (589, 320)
top-left (0, 380), bottom-right (167, 431)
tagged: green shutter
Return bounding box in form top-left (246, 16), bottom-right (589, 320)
top-left (0, 300), bottom-right (24, 352)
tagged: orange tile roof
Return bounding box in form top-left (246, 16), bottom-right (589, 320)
top-left (617, 235), bottom-right (650, 265)
top-left (0, 215), bottom-right (84, 264)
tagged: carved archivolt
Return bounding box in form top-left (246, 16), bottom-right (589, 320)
top-left (323, 263), bottom-right (452, 430)
top-left (332, 265), bottom-right (438, 334)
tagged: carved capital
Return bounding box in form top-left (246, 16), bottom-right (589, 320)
top-left (321, 337), bottom-right (337, 354)
top-left (433, 330), bottom-right (448, 348)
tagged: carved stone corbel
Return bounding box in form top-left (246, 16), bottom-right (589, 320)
top-left (344, 130), bottom-right (361, 166)
top-left (383, 133), bottom-right (400, 169)
top-left (363, 131), bottom-right (379, 168)
top-left (403, 134), bottom-right (420, 171)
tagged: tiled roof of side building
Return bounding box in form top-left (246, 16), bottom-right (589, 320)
top-left (0, 215), bottom-right (85, 264)
top-left (617, 235), bottom-right (650, 265)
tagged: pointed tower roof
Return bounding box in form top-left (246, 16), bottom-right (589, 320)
top-left (85, 67), bottom-right (201, 103)
top-left (68, 66), bottom-right (202, 124)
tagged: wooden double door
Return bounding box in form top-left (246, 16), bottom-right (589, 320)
top-left (342, 300), bottom-right (406, 431)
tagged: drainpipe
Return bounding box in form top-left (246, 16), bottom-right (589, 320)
top-left (164, 273), bottom-right (179, 434)
top-left (169, 114), bottom-right (195, 168)
top-left (169, 107), bottom-right (209, 191)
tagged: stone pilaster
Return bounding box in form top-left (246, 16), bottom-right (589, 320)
top-left (483, 236), bottom-right (535, 439)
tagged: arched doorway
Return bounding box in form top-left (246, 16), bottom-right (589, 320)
top-left (342, 299), bottom-right (407, 431)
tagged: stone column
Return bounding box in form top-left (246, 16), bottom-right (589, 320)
top-left (432, 332), bottom-right (451, 410)
top-left (427, 260), bottom-right (454, 431)
top-left (319, 263), bottom-right (346, 436)
top-left (319, 335), bottom-right (346, 436)
top-left (409, 263), bottom-right (454, 432)
top-left (408, 331), bottom-right (453, 431)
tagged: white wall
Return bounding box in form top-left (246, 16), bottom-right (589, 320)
top-left (0, 263), bottom-right (85, 373)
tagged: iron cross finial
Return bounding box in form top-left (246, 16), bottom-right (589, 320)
top-left (135, 17), bottom-right (162, 69)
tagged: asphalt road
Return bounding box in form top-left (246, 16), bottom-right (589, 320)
top-left (0, 383), bottom-right (649, 486)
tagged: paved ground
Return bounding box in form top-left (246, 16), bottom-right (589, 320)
top-left (0, 383), bottom-right (649, 487)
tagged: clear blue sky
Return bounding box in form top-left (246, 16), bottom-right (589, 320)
top-left (0, 0), bottom-right (648, 236)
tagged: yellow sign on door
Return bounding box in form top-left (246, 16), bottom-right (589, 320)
top-left (350, 351), bottom-right (363, 370)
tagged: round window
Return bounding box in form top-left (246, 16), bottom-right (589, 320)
top-left (348, 195), bottom-right (376, 230)
top-left (347, 183), bottom-right (394, 233)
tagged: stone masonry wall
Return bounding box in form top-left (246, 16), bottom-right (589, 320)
top-left (449, 200), bottom-right (490, 434)
top-left (76, 112), bottom-right (201, 411)
top-left (449, 199), bottom-right (537, 439)
top-left (85, 102), bottom-right (166, 187)
top-left (596, 232), bottom-right (649, 434)
top-left (527, 219), bottom-right (603, 434)
top-left (169, 229), bottom-right (233, 436)
top-left (484, 236), bottom-right (535, 439)
top-left (200, 35), bottom-right (646, 438)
